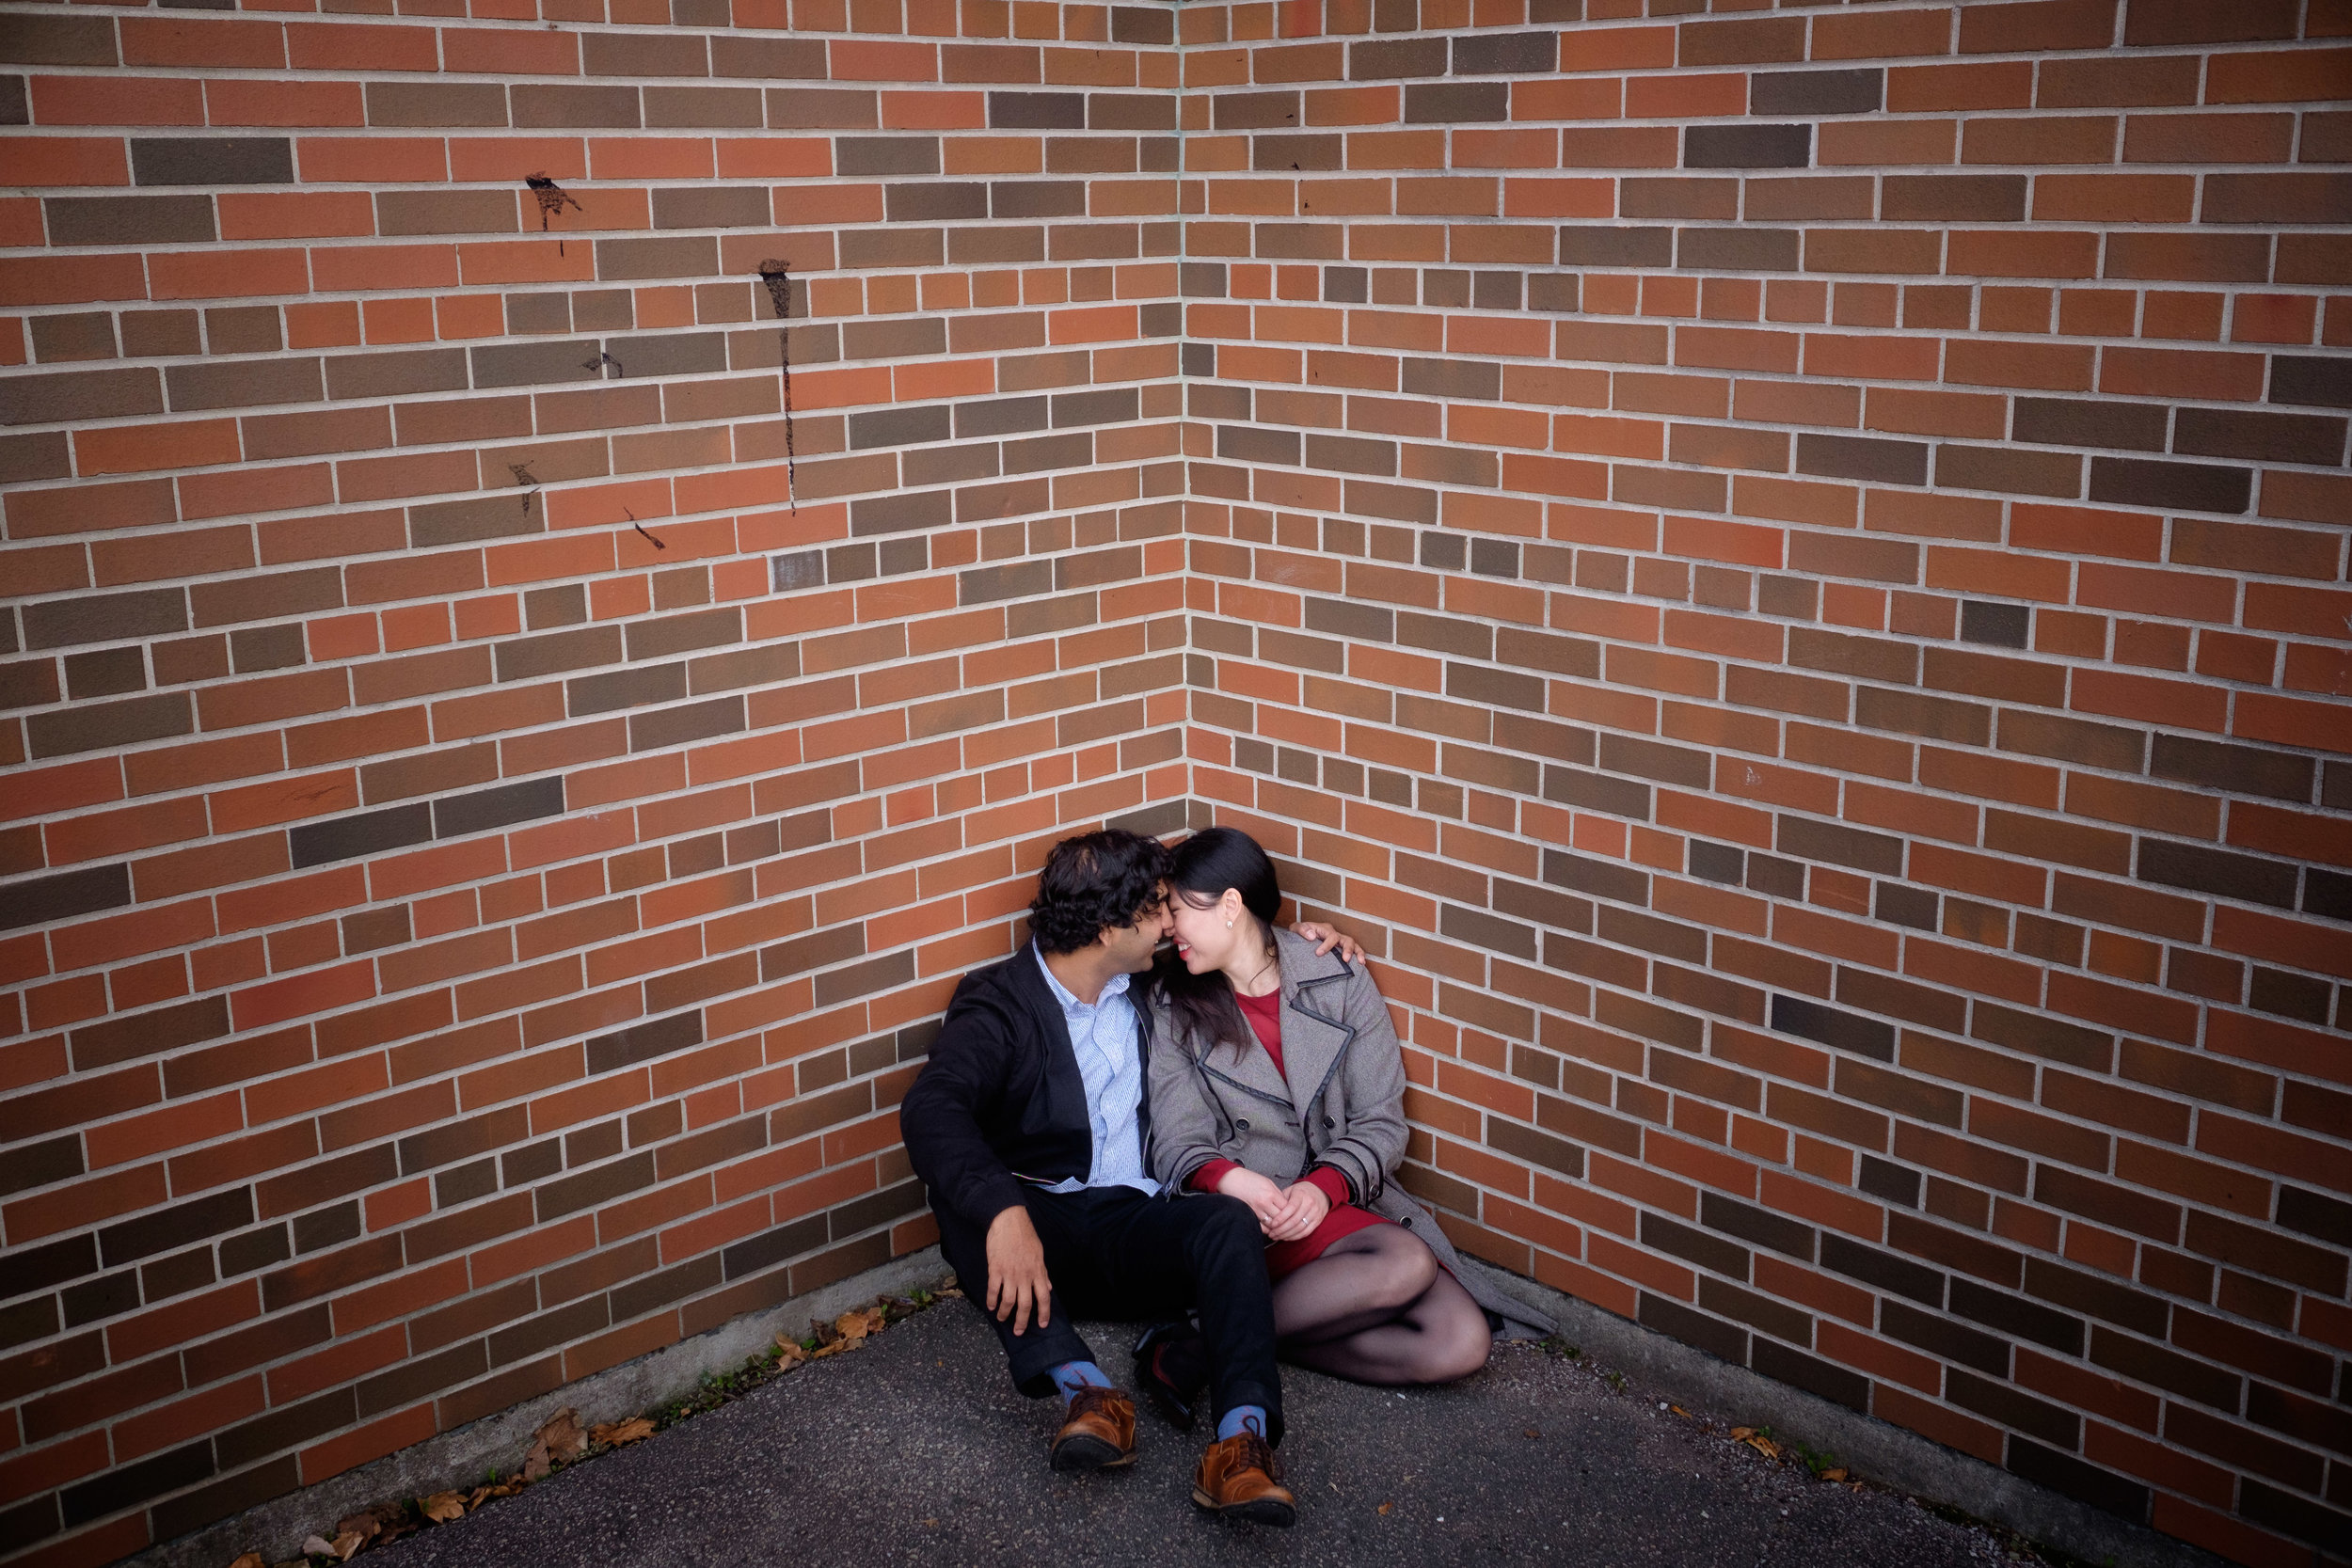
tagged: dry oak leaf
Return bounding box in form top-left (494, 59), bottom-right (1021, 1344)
top-left (330, 1530), bottom-right (369, 1562)
top-left (592, 1417), bottom-right (656, 1448)
top-left (525, 1406), bottom-right (587, 1479)
top-left (1821, 1468), bottom-right (1850, 1482)
top-left (772, 1335), bottom-right (807, 1370)
top-left (334, 1512), bottom-right (382, 1541)
top-left (835, 1307), bottom-right (885, 1341)
top-left (421, 1492), bottom-right (466, 1524)
top-left (537, 1407), bottom-right (589, 1463)
top-left (227, 1553), bottom-right (266, 1568)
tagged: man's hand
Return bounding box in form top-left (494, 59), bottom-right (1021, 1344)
top-left (985, 1204), bottom-right (1052, 1335)
top-left (1215, 1166), bottom-right (1291, 1235)
top-left (1292, 921), bottom-right (1364, 964)
top-left (1264, 1179), bottom-right (1332, 1243)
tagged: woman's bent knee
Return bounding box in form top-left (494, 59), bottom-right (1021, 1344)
top-left (1422, 1302), bottom-right (1492, 1383)
top-left (1382, 1230), bottom-right (1441, 1298)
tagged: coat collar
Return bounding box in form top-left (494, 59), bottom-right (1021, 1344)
top-left (1187, 929), bottom-right (1359, 1117)
top-left (1271, 927), bottom-right (1356, 1120)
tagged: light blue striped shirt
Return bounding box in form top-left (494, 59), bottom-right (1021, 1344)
top-left (1035, 947), bottom-right (1158, 1196)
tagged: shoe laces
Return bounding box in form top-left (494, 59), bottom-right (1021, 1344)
top-left (1231, 1429), bottom-right (1282, 1483)
top-left (1068, 1385), bottom-right (1124, 1420)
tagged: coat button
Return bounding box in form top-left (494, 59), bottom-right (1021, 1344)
top-left (1234, 1118), bottom-right (1249, 1132)
top-left (1399, 1216), bottom-right (1413, 1228)
top-left (1322, 1117), bottom-right (1336, 1130)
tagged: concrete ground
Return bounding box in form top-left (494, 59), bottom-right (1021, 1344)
top-left (375, 1294), bottom-right (2047, 1568)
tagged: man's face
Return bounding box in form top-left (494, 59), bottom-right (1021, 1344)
top-left (1098, 887), bottom-right (1171, 974)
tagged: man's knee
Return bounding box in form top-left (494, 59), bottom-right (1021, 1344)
top-left (1184, 1194), bottom-right (1265, 1265)
top-left (1194, 1193), bottom-right (1260, 1240)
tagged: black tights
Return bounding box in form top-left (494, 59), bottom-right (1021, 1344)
top-left (1269, 1225), bottom-right (1490, 1386)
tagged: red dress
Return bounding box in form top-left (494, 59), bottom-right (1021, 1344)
top-left (1189, 986), bottom-right (1391, 1279)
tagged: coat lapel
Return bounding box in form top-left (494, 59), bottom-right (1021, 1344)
top-left (1197, 1015), bottom-right (1293, 1110)
top-left (1274, 929), bottom-right (1355, 1122)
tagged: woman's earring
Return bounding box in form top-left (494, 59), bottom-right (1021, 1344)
top-left (1225, 919), bottom-right (1232, 929)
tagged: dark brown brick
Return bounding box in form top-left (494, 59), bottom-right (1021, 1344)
top-left (2173, 407), bottom-right (2347, 467)
top-left (0, 13), bottom-right (117, 65)
top-left (1752, 69), bottom-right (1881, 117)
top-left (512, 85), bottom-right (641, 128)
top-left (367, 81), bottom-right (506, 127)
top-left (1, 863), bottom-right (132, 935)
top-left (1686, 123), bottom-right (1811, 169)
top-left (0, 365), bottom-right (163, 426)
top-left (45, 194), bottom-right (215, 246)
top-left (131, 137), bottom-right (293, 186)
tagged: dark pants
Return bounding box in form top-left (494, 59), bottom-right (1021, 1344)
top-left (932, 1185), bottom-right (1285, 1444)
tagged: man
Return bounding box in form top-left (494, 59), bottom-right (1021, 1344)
top-left (901, 829), bottom-right (1324, 1525)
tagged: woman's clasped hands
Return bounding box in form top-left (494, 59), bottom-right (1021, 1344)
top-left (1213, 1164), bottom-right (1331, 1243)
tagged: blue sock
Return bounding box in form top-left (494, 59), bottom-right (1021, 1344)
top-left (1048, 1359), bottom-right (1112, 1404)
top-left (1216, 1404), bottom-right (1268, 1442)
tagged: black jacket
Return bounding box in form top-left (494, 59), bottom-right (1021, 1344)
top-left (899, 942), bottom-right (1155, 1230)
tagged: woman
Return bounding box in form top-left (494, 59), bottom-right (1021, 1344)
top-left (1142, 826), bottom-right (1548, 1396)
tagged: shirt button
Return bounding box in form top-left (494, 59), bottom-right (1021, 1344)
top-left (1234, 1118), bottom-right (1250, 1132)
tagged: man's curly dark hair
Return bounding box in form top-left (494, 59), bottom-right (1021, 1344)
top-left (1027, 830), bottom-right (1169, 955)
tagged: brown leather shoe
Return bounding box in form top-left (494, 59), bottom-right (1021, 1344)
top-left (1192, 1431), bottom-right (1295, 1527)
top-left (1049, 1386), bottom-right (1136, 1472)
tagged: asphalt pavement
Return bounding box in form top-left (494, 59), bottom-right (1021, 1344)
top-left (374, 1291), bottom-right (2042, 1568)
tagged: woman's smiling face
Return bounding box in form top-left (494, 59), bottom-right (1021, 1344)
top-left (1167, 887), bottom-right (1242, 974)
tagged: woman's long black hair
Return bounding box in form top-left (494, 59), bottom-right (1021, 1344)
top-left (1156, 826), bottom-right (1283, 1063)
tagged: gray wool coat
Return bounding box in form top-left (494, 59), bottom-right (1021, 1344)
top-left (1145, 928), bottom-right (1552, 1339)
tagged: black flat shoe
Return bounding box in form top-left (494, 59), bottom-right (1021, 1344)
top-left (1131, 1322), bottom-right (1205, 1432)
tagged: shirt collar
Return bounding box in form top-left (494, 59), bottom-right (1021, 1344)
top-left (1035, 945), bottom-right (1129, 1011)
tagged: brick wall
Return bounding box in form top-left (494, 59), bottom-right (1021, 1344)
top-left (1175, 5), bottom-right (2351, 1566)
top-left (0, 4), bottom-right (1192, 1560)
top-left (2, 0), bottom-right (2348, 1564)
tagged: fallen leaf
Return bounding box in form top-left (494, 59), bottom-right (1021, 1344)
top-left (591, 1417), bottom-right (656, 1448)
top-left (227, 1554), bottom-right (266, 1568)
top-left (1522, 1428), bottom-right (1540, 1439)
top-left (1729, 1426), bottom-right (1754, 1440)
top-left (834, 1307), bottom-right (885, 1341)
top-left (1821, 1468), bottom-right (1849, 1482)
top-left (522, 1440), bottom-right (551, 1481)
top-left (534, 1407), bottom-right (588, 1465)
top-left (773, 1334), bottom-right (807, 1370)
top-left (1376, 1501), bottom-right (1392, 1515)
top-left (330, 1530), bottom-right (367, 1562)
top-left (1669, 1404), bottom-right (1689, 1418)
top-left (334, 1513), bottom-right (381, 1541)
top-left (301, 1537), bottom-right (336, 1560)
top-left (421, 1493), bottom-right (466, 1524)
top-left (1744, 1435), bottom-right (1781, 1460)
